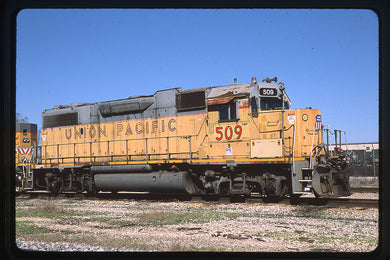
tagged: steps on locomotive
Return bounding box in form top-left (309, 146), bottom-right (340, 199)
top-left (16, 166), bottom-right (34, 192)
top-left (23, 178), bottom-right (34, 190)
top-left (298, 168), bottom-right (313, 192)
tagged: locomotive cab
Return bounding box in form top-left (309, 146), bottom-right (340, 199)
top-left (257, 77), bottom-right (291, 112)
top-left (203, 76), bottom-right (351, 199)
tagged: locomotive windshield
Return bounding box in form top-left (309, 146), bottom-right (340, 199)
top-left (257, 82), bottom-right (291, 111)
top-left (260, 99), bottom-right (290, 111)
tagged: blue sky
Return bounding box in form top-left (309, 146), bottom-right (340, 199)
top-left (16, 9), bottom-right (378, 143)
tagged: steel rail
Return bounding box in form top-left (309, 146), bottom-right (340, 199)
top-left (350, 187), bottom-right (378, 193)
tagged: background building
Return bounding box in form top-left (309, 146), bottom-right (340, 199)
top-left (328, 142), bottom-right (379, 177)
top-left (328, 142), bottom-right (378, 166)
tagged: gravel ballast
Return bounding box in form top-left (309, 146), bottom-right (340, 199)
top-left (16, 239), bottom-right (139, 252)
top-left (15, 195), bottom-right (379, 252)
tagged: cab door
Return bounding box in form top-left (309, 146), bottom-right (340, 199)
top-left (204, 97), bottom-right (249, 160)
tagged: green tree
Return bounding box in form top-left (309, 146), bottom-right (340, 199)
top-left (16, 113), bottom-right (28, 123)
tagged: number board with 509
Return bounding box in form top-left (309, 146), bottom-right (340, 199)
top-left (259, 88), bottom-right (277, 96)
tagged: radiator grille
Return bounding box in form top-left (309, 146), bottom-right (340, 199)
top-left (176, 91), bottom-right (206, 111)
top-left (43, 112), bottom-right (78, 128)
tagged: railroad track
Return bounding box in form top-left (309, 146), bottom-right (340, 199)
top-left (287, 197), bottom-right (379, 208)
top-left (350, 187), bottom-right (378, 193)
top-left (16, 191), bottom-right (379, 208)
top-left (327, 198), bottom-right (379, 208)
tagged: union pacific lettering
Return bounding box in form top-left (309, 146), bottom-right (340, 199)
top-left (65, 119), bottom-right (176, 140)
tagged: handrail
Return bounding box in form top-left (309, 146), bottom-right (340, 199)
top-left (41, 134), bottom-right (200, 166)
top-left (42, 151), bottom-right (200, 165)
top-left (292, 114), bottom-right (297, 177)
top-left (197, 116), bottom-right (208, 136)
top-left (309, 128), bottom-right (318, 169)
top-left (248, 111), bottom-right (294, 159)
top-left (249, 112), bottom-right (292, 134)
top-left (42, 133), bottom-right (199, 147)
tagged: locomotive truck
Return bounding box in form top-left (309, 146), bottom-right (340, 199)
top-left (15, 76), bottom-right (352, 200)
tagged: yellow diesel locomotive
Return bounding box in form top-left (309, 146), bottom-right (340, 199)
top-left (15, 122), bottom-right (37, 191)
top-left (17, 77), bottom-right (352, 199)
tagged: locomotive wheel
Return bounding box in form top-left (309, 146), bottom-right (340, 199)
top-left (15, 172), bottom-right (23, 194)
top-left (313, 189), bottom-right (321, 198)
top-left (49, 179), bottom-right (63, 197)
top-left (263, 180), bottom-right (288, 203)
top-left (15, 179), bottom-right (23, 195)
top-left (279, 181), bottom-right (288, 198)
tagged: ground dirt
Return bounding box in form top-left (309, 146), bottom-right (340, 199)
top-left (15, 195), bottom-right (379, 252)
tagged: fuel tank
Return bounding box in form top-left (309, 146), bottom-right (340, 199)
top-left (94, 170), bottom-right (200, 194)
top-left (91, 164), bottom-right (153, 173)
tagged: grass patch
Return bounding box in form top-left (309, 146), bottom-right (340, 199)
top-left (16, 221), bottom-right (52, 235)
top-left (170, 242), bottom-right (227, 251)
top-left (62, 235), bottom-right (155, 251)
top-left (91, 216), bottom-right (117, 222)
top-left (134, 211), bottom-right (241, 225)
top-left (87, 211), bottom-right (242, 227)
top-left (190, 245), bottom-right (229, 252)
top-left (15, 204), bottom-right (71, 219)
top-left (90, 215), bottom-right (134, 226)
top-left (254, 230), bottom-right (378, 247)
top-left (16, 203), bottom-right (103, 220)
top-left (64, 199), bottom-right (85, 204)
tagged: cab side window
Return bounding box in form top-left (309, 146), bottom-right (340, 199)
top-left (219, 102), bottom-right (238, 122)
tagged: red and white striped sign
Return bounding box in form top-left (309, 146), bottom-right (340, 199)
top-left (16, 148), bottom-right (32, 154)
top-left (315, 115), bottom-right (322, 129)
